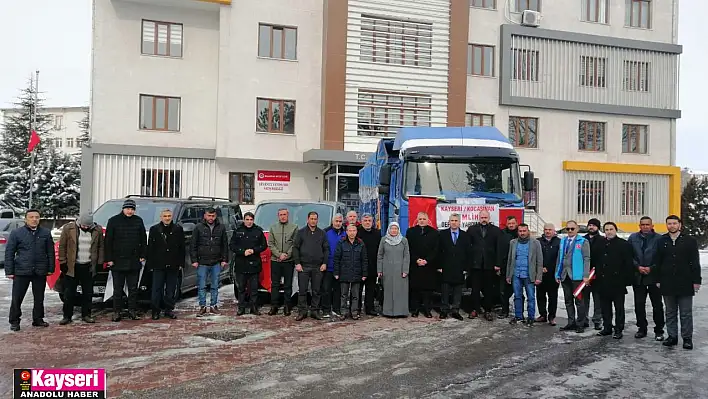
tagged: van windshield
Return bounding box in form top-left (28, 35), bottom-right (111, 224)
top-left (92, 200), bottom-right (178, 229)
top-left (255, 203), bottom-right (334, 230)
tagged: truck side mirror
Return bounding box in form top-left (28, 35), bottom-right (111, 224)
top-left (379, 164), bottom-right (392, 187)
top-left (523, 171), bottom-right (535, 192)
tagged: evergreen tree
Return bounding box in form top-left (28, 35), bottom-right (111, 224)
top-left (681, 175), bottom-right (708, 249)
top-left (31, 149), bottom-right (81, 218)
top-left (77, 107), bottom-right (89, 148)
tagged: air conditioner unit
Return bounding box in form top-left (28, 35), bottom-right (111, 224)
top-left (521, 10), bottom-right (541, 27)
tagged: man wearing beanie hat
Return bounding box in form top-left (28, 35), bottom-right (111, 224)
top-left (105, 198), bottom-right (147, 322)
top-left (584, 218), bottom-right (604, 330)
top-left (58, 213), bottom-right (104, 325)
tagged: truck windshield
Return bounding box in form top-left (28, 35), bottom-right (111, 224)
top-left (255, 203), bottom-right (333, 230)
top-left (403, 160), bottom-right (523, 203)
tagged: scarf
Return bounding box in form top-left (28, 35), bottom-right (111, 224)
top-left (384, 222), bottom-right (403, 246)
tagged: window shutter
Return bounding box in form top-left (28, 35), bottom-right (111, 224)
top-left (170, 24), bottom-right (182, 47)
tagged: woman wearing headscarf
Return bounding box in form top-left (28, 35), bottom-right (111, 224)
top-left (377, 222), bottom-right (410, 317)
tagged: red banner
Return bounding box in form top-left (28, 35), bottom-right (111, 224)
top-left (257, 170), bottom-right (290, 182)
top-left (408, 196), bottom-right (438, 229)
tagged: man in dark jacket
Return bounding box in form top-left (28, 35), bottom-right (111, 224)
top-left (437, 214), bottom-right (472, 321)
top-left (334, 224), bottom-right (368, 320)
top-left (655, 215), bottom-right (702, 350)
top-left (230, 212), bottom-right (267, 316)
top-left (467, 210), bottom-right (503, 321)
top-left (594, 222), bottom-right (634, 340)
top-left (536, 223), bottom-right (560, 326)
top-left (322, 214), bottom-right (345, 318)
top-left (105, 199), bottom-right (147, 322)
top-left (584, 218), bottom-right (604, 330)
top-left (498, 216), bottom-right (519, 319)
top-left (628, 216), bottom-right (664, 341)
top-left (292, 211), bottom-right (329, 321)
top-left (6, 209), bottom-right (54, 331)
top-left (190, 207), bottom-right (229, 317)
top-left (58, 213), bottom-right (104, 325)
top-left (146, 209), bottom-right (185, 320)
top-left (405, 211), bottom-right (439, 318)
top-left (357, 213), bottom-right (381, 316)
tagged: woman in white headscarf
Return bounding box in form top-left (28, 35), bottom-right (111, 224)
top-left (377, 222), bottom-right (411, 317)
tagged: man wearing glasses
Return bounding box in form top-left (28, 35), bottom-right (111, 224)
top-left (555, 220), bottom-right (591, 333)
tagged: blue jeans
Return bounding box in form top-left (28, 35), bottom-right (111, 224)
top-left (513, 276), bottom-right (536, 319)
top-left (197, 264), bottom-right (221, 307)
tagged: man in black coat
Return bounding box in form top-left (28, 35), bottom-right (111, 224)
top-left (498, 216), bottom-right (519, 319)
top-left (6, 209), bottom-right (55, 331)
top-left (655, 215), bottom-right (702, 350)
top-left (437, 213), bottom-right (472, 321)
top-left (594, 222), bottom-right (634, 339)
top-left (105, 199), bottom-right (147, 322)
top-left (467, 210), bottom-right (503, 321)
top-left (537, 223), bottom-right (561, 325)
top-left (405, 211), bottom-right (439, 318)
top-left (230, 212), bottom-right (267, 316)
top-left (584, 218), bottom-right (604, 330)
top-left (628, 216), bottom-right (664, 340)
top-left (357, 213), bottom-right (381, 316)
top-left (146, 209), bottom-right (185, 320)
top-left (190, 207), bottom-right (229, 316)
top-left (292, 211), bottom-right (329, 321)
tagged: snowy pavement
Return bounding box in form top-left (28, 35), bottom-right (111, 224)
top-left (1, 251), bottom-right (707, 398)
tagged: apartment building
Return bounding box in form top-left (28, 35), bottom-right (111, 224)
top-left (85, 0), bottom-right (681, 231)
top-left (1, 106), bottom-right (88, 155)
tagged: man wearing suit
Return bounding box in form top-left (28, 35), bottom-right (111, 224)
top-left (437, 214), bottom-right (472, 321)
top-left (467, 210), bottom-right (503, 321)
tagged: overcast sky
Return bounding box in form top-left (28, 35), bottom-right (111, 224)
top-left (0, 1), bottom-right (706, 170)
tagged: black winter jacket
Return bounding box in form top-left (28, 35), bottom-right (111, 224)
top-left (230, 223), bottom-right (267, 274)
top-left (190, 220), bottom-right (229, 265)
top-left (334, 237), bottom-right (369, 282)
top-left (146, 222), bottom-right (185, 270)
top-left (357, 226), bottom-right (381, 276)
top-left (539, 236), bottom-right (561, 283)
top-left (292, 226), bottom-right (329, 266)
top-left (4, 225), bottom-right (54, 276)
top-left (105, 213), bottom-right (147, 271)
top-left (654, 233), bottom-right (702, 297)
top-left (628, 231), bottom-right (661, 285)
top-left (592, 237), bottom-right (634, 295)
top-left (438, 228), bottom-right (473, 285)
top-left (406, 225), bottom-right (440, 291)
top-left (468, 223), bottom-right (503, 270)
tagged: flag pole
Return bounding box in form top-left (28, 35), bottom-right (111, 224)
top-left (28, 70), bottom-right (39, 209)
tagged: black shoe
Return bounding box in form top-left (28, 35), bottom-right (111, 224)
top-left (251, 306), bottom-right (262, 316)
top-left (411, 310), bottom-right (420, 318)
top-left (683, 339), bottom-right (693, 350)
top-left (423, 310), bottom-right (433, 318)
top-left (526, 318), bottom-right (535, 326)
top-left (451, 312), bottom-right (464, 321)
top-left (613, 331), bottom-right (623, 339)
top-left (237, 308), bottom-right (246, 316)
top-left (353, 312), bottom-right (361, 320)
top-left (663, 336), bottom-right (679, 347)
top-left (655, 333), bottom-right (665, 341)
top-left (112, 314), bottom-right (122, 322)
top-left (311, 311), bottom-right (323, 320)
top-left (152, 314), bottom-right (160, 320)
top-left (439, 312), bottom-right (448, 319)
top-left (32, 320), bottom-right (49, 327)
top-left (509, 317), bottom-right (519, 325)
top-left (295, 312), bottom-right (307, 321)
top-left (10, 324), bottom-right (20, 331)
top-left (597, 329), bottom-right (613, 336)
top-left (535, 316), bottom-right (547, 323)
top-left (594, 322), bottom-right (602, 331)
top-left (575, 327), bottom-right (585, 333)
top-left (497, 313), bottom-right (509, 319)
top-left (59, 317), bottom-right (73, 326)
top-left (485, 312), bottom-right (494, 322)
top-left (164, 312), bottom-right (177, 320)
top-left (283, 305), bottom-right (292, 316)
top-left (82, 316), bottom-right (96, 323)
top-left (635, 330), bottom-right (647, 339)
top-left (268, 307), bottom-right (279, 316)
top-left (128, 311), bottom-right (140, 320)
top-left (560, 324), bottom-right (577, 331)
top-left (366, 310), bottom-right (379, 317)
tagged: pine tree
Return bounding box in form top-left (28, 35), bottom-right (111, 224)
top-left (681, 175), bottom-right (708, 249)
top-left (77, 107), bottom-right (89, 148)
top-left (31, 149), bottom-right (81, 218)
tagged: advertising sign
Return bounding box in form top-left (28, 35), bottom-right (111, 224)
top-left (256, 170), bottom-right (291, 193)
top-left (14, 368), bottom-right (107, 398)
top-left (436, 204), bottom-right (500, 230)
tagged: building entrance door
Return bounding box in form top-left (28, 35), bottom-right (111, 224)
top-left (323, 164), bottom-right (362, 211)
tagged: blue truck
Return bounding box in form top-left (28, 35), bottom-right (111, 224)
top-left (359, 127), bottom-right (535, 235)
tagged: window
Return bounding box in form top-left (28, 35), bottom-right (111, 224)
top-left (471, 0), bottom-right (496, 9)
top-left (229, 172), bottom-right (254, 205)
top-left (466, 113), bottom-right (494, 127)
top-left (515, 0), bottom-right (540, 12)
top-left (52, 138), bottom-right (63, 147)
top-left (582, 0), bottom-right (608, 23)
top-left (357, 90), bottom-right (431, 137)
top-left (142, 20), bottom-right (182, 57)
top-left (625, 0), bottom-right (651, 29)
top-left (140, 169), bottom-right (181, 197)
top-left (577, 180), bottom-right (605, 215)
top-left (580, 56), bottom-right (606, 88)
top-left (622, 124), bottom-right (648, 154)
top-left (467, 44), bottom-right (494, 76)
top-left (578, 121), bottom-right (606, 152)
top-left (621, 181), bottom-right (646, 216)
top-left (140, 95), bottom-right (181, 131)
top-left (65, 138), bottom-right (74, 148)
top-left (256, 98), bottom-right (295, 134)
top-left (54, 115), bottom-right (63, 130)
top-left (508, 116), bottom-right (538, 148)
top-left (360, 15), bottom-right (433, 67)
top-left (623, 61), bottom-right (650, 92)
top-left (511, 49), bottom-right (539, 81)
top-left (258, 24), bottom-right (297, 60)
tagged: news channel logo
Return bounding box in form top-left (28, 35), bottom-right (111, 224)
top-left (13, 368), bottom-right (106, 398)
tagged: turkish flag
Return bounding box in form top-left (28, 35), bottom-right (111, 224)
top-left (408, 196), bottom-right (438, 229)
top-left (27, 130), bottom-right (40, 152)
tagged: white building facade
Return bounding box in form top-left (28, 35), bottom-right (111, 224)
top-left (85, 0), bottom-right (681, 231)
top-left (1, 106), bottom-right (88, 155)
